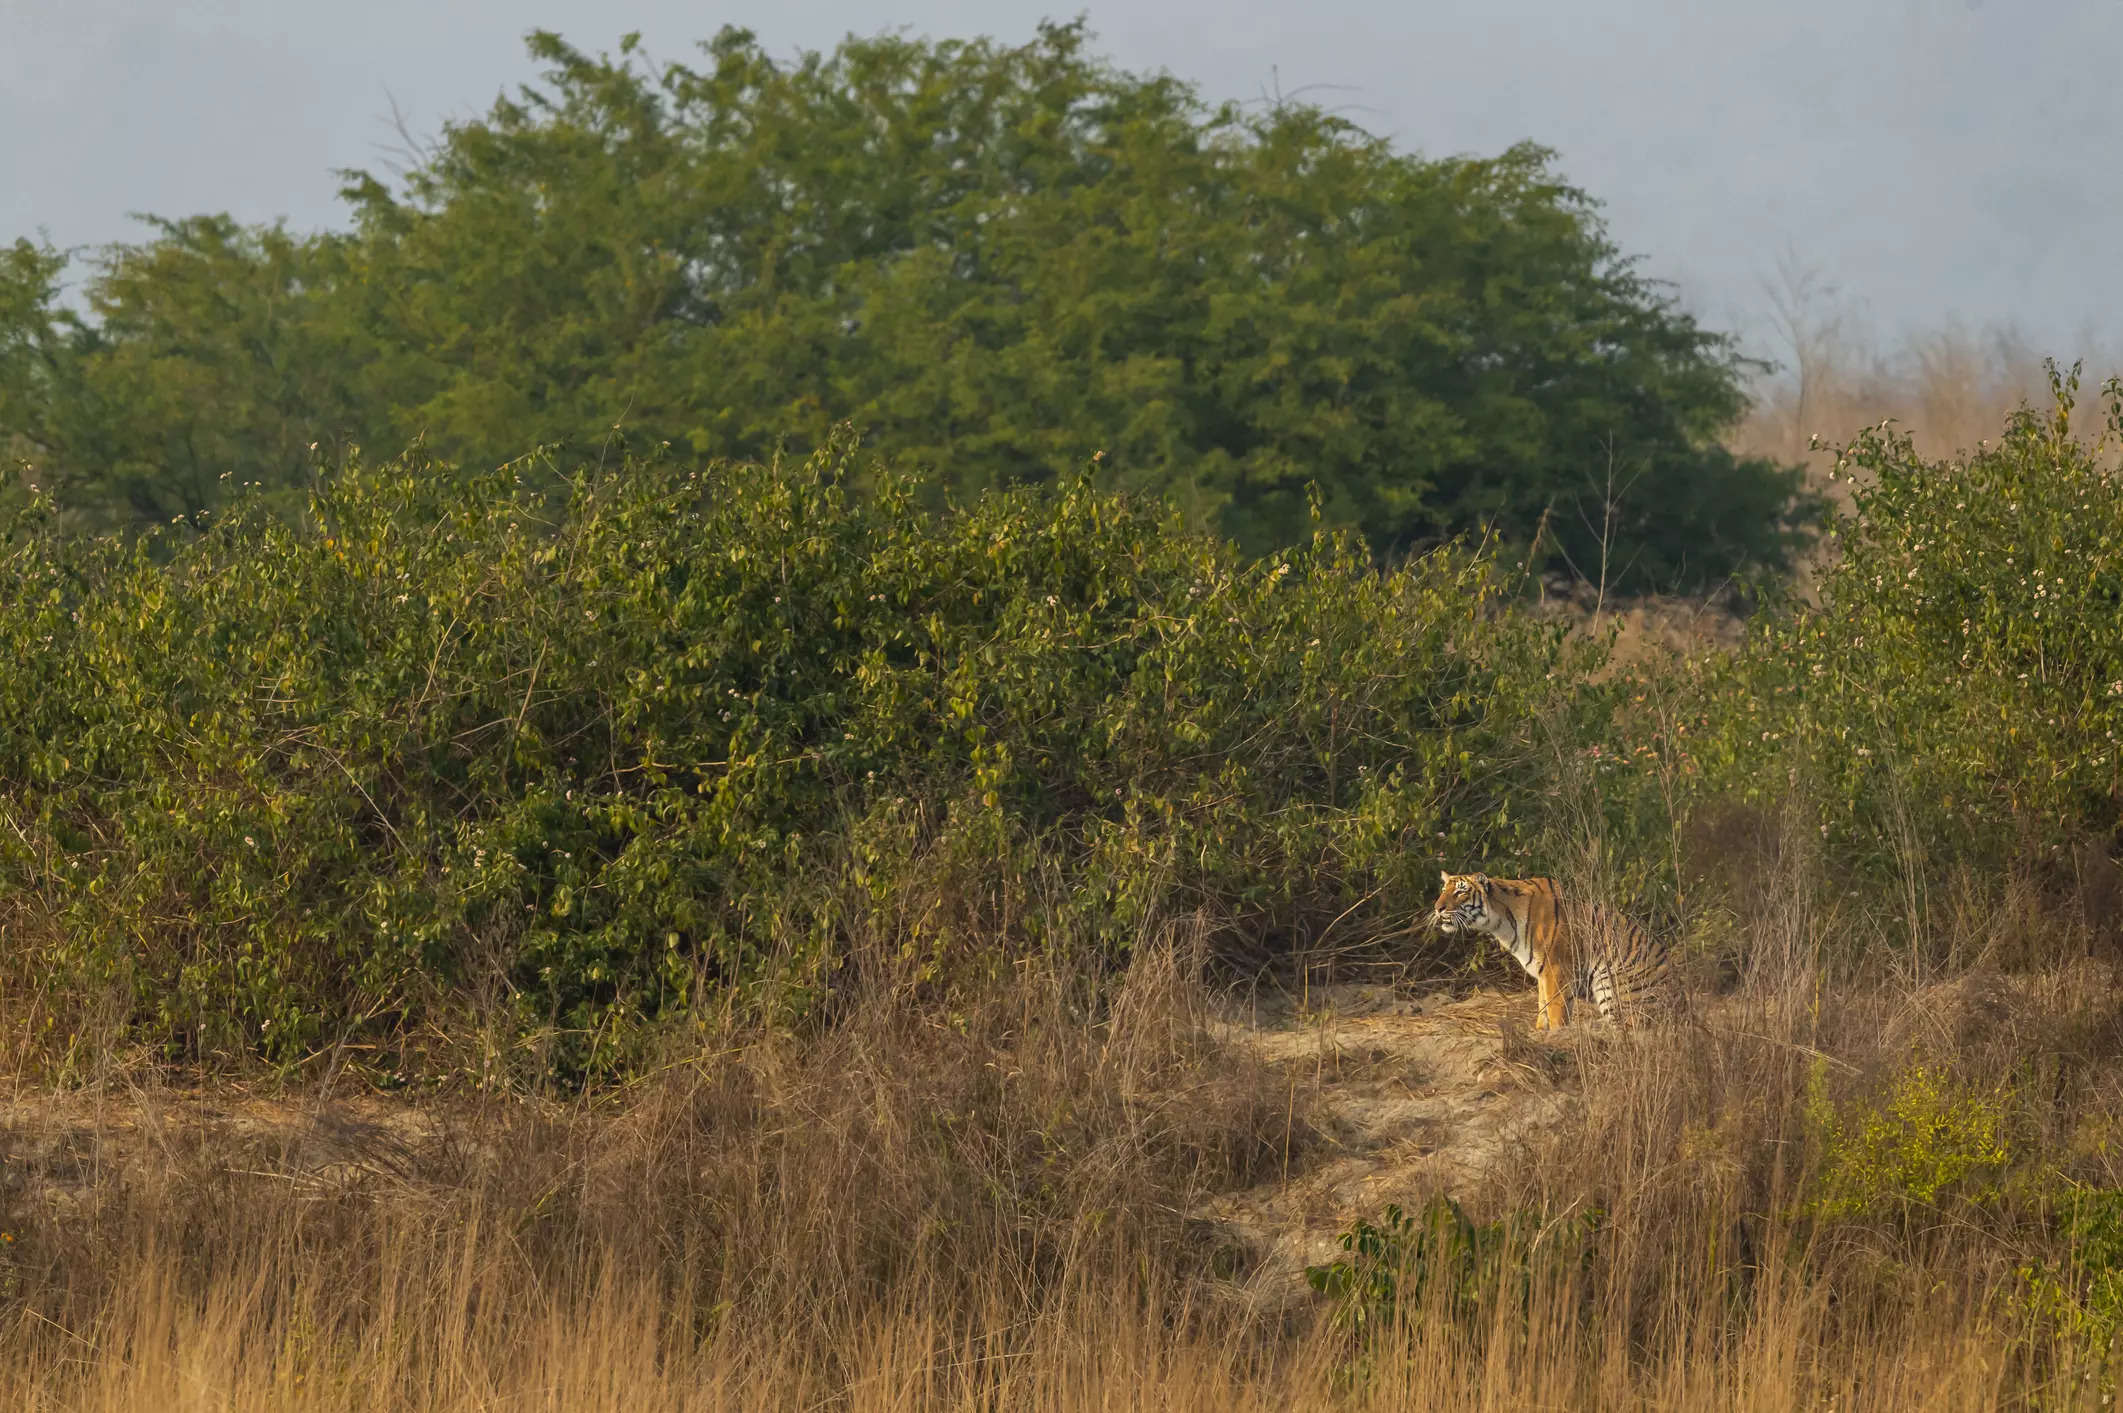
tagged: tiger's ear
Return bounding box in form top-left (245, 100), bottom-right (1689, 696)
top-left (1472, 872), bottom-right (1489, 884)
top-left (1439, 869), bottom-right (1451, 885)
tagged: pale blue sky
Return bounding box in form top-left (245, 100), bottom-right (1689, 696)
top-left (4, 0), bottom-right (2117, 368)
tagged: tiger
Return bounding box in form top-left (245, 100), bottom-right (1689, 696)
top-left (1429, 871), bottom-right (1680, 1031)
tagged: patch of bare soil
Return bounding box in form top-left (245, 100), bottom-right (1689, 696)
top-left (1194, 980), bottom-right (1597, 1313)
top-left (0, 1086), bottom-right (495, 1219)
top-left (1530, 577), bottom-right (1752, 668)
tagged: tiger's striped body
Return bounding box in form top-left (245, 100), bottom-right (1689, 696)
top-left (1429, 872), bottom-right (1680, 1031)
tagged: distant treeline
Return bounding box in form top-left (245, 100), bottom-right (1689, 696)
top-left (1, 22), bottom-right (1813, 591)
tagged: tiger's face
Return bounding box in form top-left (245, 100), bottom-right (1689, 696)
top-left (1430, 871), bottom-right (1492, 935)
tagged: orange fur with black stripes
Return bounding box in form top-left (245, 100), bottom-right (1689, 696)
top-left (1429, 871), bottom-right (1680, 1030)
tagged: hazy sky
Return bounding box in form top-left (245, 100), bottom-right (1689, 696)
top-left (4, 0), bottom-right (2117, 369)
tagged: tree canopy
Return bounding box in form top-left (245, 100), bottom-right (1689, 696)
top-left (0, 21), bottom-right (1812, 589)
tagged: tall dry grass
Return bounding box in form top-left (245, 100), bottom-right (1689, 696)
top-left (7, 822), bottom-right (2123, 1408)
top-left (1732, 274), bottom-right (2121, 474)
top-left (0, 922), bottom-right (1318, 1409)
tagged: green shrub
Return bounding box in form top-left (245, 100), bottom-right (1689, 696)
top-left (1804, 1061), bottom-right (2012, 1222)
top-left (0, 435), bottom-right (1575, 1081)
top-left (1305, 1194), bottom-right (1602, 1341)
top-left (1700, 367), bottom-right (2123, 879)
top-left (2015, 1188), bottom-right (2123, 1388)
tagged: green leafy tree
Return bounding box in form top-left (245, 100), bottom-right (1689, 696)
top-left (0, 221), bottom-right (362, 528)
top-left (0, 238), bottom-right (69, 509)
top-left (7, 23), bottom-right (1811, 588)
top-left (332, 22), bottom-right (1809, 588)
top-left (66, 220), bottom-right (358, 526)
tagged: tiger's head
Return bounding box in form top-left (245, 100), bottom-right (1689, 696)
top-left (1430, 871), bottom-right (1493, 935)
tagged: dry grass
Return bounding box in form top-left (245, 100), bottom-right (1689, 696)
top-left (0, 928), bottom-right (1326, 1410)
top-left (8, 829), bottom-right (2123, 1409)
top-left (1731, 289), bottom-right (2122, 475)
top-left (1562, 309), bottom-right (2123, 655)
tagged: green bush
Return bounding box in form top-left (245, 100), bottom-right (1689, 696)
top-left (1698, 367), bottom-right (2123, 879)
top-left (2015, 1188), bottom-right (2123, 1386)
top-left (0, 436), bottom-right (1573, 1081)
top-left (1305, 1194), bottom-right (1602, 1341)
top-left (1803, 1061), bottom-right (2012, 1223)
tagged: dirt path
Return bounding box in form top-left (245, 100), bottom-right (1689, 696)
top-left (1197, 981), bottom-right (1587, 1312)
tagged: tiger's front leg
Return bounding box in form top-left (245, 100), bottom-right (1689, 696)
top-left (1534, 972), bottom-right (1566, 1031)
